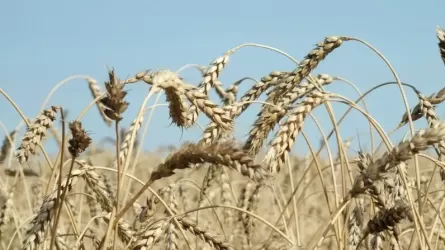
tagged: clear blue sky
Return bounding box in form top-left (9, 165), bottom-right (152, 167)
top-left (1, 0), bottom-right (445, 155)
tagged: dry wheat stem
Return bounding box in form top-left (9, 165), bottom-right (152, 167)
top-left (38, 75), bottom-right (92, 113)
top-left (49, 108), bottom-right (67, 250)
top-left (122, 93), bottom-right (163, 206)
top-left (176, 64), bottom-right (206, 74)
top-left (101, 76), bottom-right (152, 248)
top-left (344, 37), bottom-right (424, 247)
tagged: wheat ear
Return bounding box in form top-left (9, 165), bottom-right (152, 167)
top-left (150, 141), bottom-right (269, 183)
top-left (265, 91), bottom-right (330, 173)
top-left (87, 78), bottom-right (112, 126)
top-left (348, 198), bottom-right (364, 250)
top-left (15, 106), bottom-right (59, 165)
top-left (266, 36), bottom-right (343, 103)
top-left (197, 54), bottom-right (230, 95)
top-left (178, 217), bottom-right (234, 250)
top-left (148, 70), bottom-right (233, 130)
top-left (245, 74), bottom-right (333, 155)
top-left (0, 188), bottom-right (14, 238)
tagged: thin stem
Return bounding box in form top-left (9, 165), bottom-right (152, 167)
top-left (115, 121), bottom-right (121, 209)
top-left (285, 155), bottom-right (301, 246)
top-left (113, 120), bottom-right (121, 250)
top-left (49, 107), bottom-right (66, 250)
top-left (346, 36), bottom-right (424, 248)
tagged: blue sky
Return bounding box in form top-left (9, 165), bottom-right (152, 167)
top-left (1, 0), bottom-right (445, 155)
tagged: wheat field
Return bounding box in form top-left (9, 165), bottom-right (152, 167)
top-left (0, 29), bottom-right (445, 250)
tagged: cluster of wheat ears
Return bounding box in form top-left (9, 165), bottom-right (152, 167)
top-left (0, 28), bottom-right (445, 250)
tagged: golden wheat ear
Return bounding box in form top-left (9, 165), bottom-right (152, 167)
top-left (15, 106), bottom-right (59, 165)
